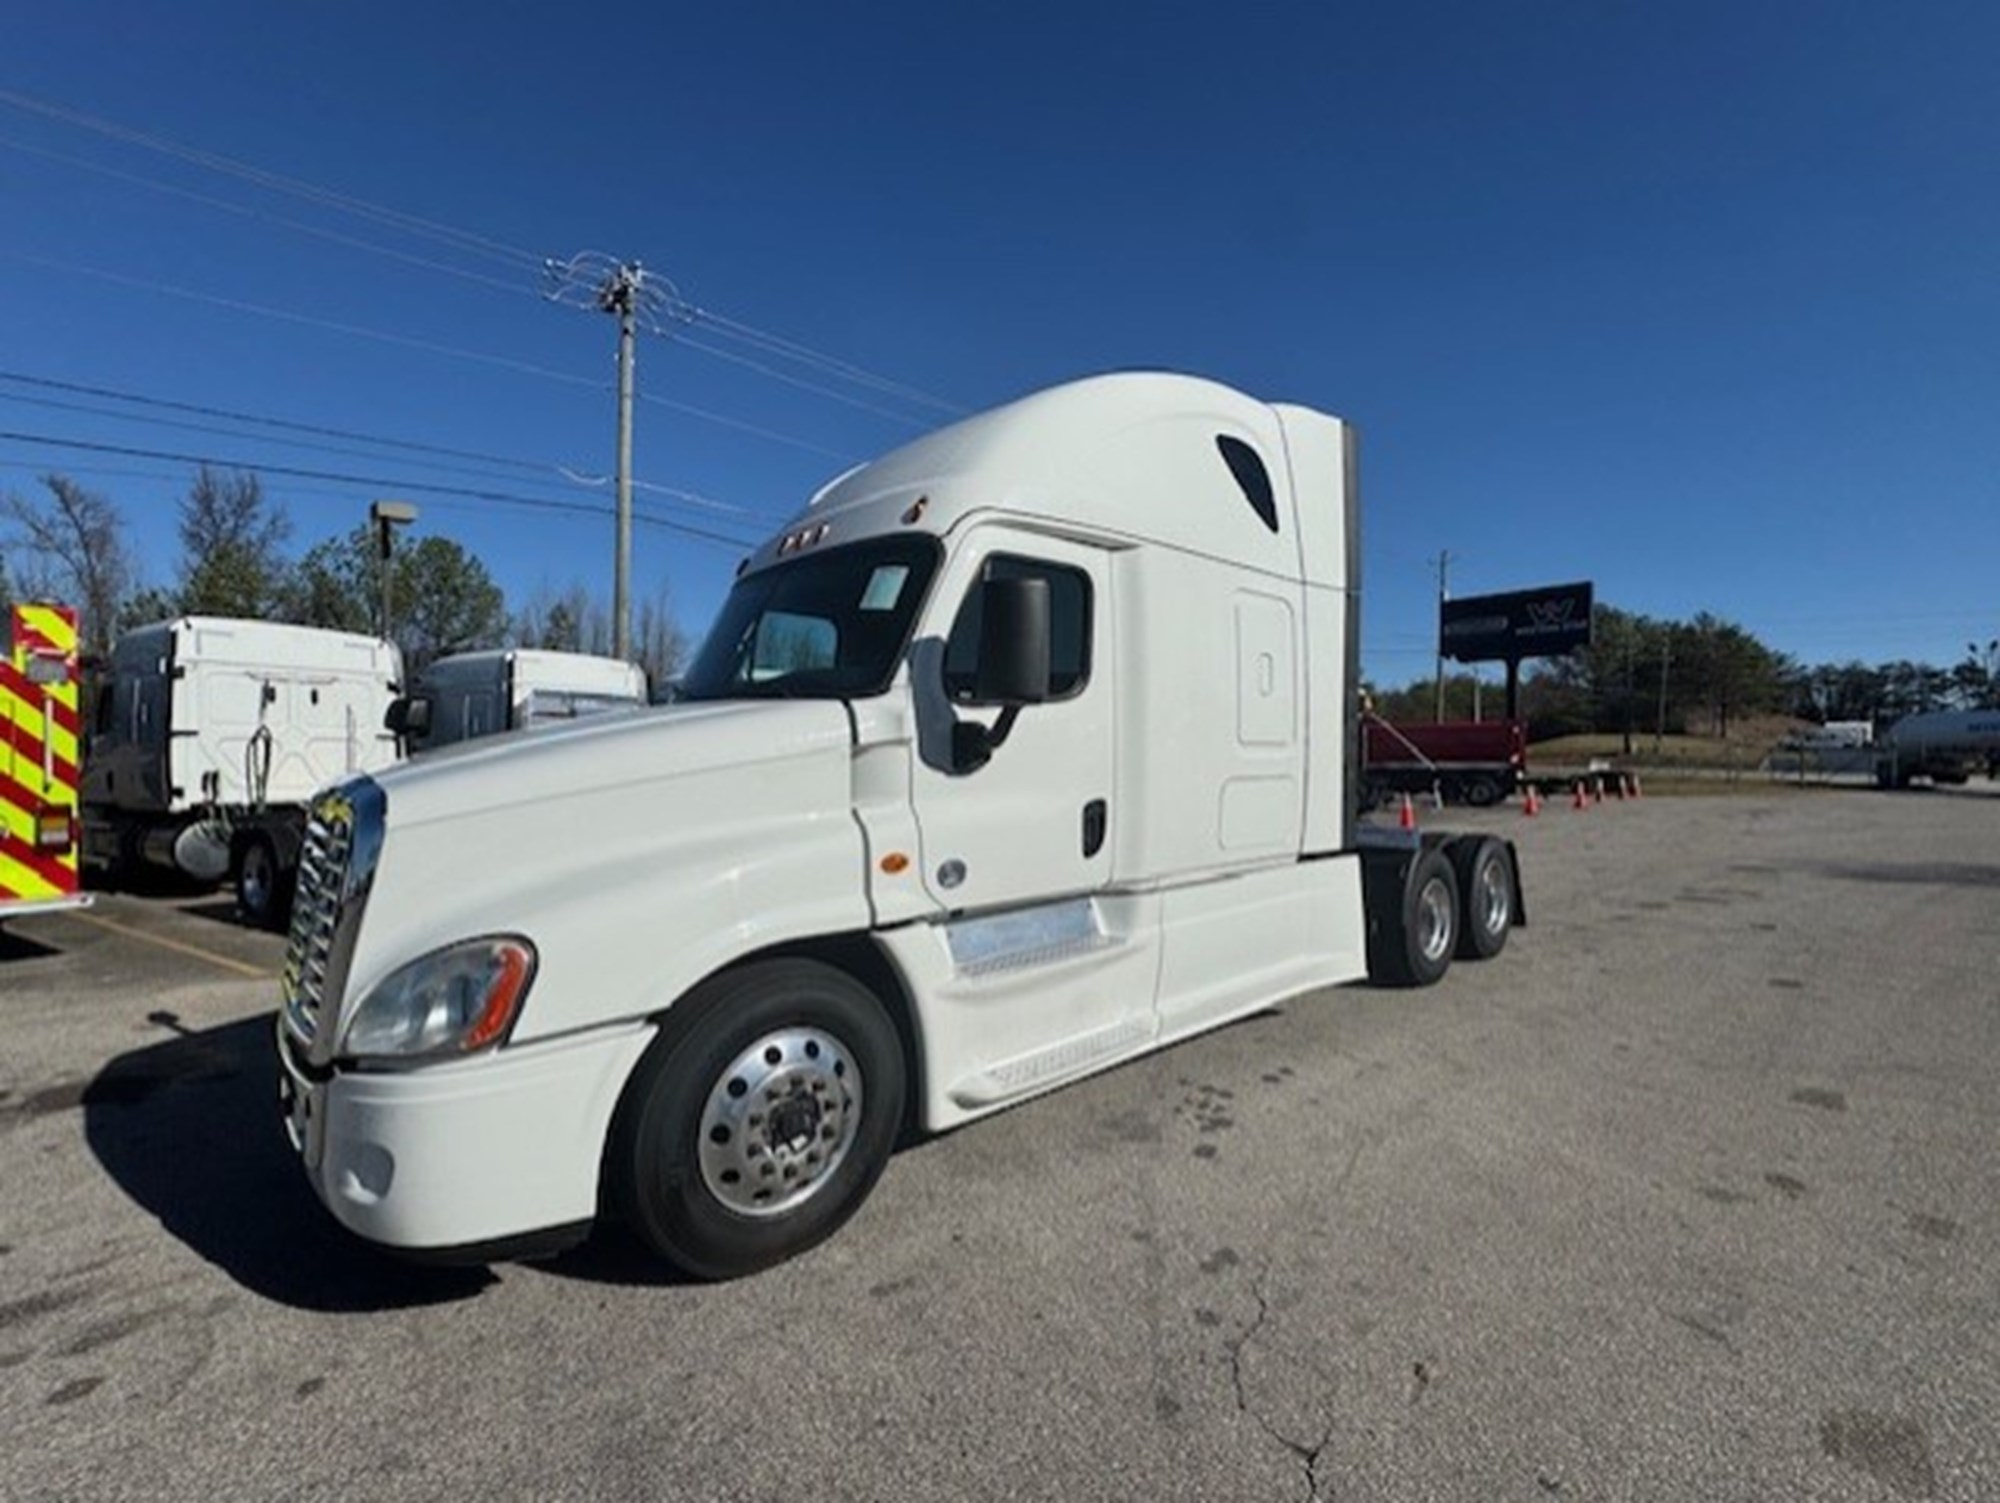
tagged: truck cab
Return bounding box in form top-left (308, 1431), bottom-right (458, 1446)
top-left (276, 373), bottom-right (1521, 1278)
top-left (390, 648), bottom-right (649, 753)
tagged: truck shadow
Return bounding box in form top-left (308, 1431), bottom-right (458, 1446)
top-left (176, 897), bottom-right (266, 932)
top-left (1806, 860), bottom-right (2000, 890)
top-left (83, 1012), bottom-right (495, 1312)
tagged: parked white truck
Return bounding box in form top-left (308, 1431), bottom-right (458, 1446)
top-left (275, 373), bottom-right (1525, 1278)
top-left (389, 648), bottom-right (648, 753)
top-left (82, 617), bottom-right (403, 923)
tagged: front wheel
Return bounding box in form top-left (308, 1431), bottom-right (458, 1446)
top-left (613, 959), bottom-right (905, 1280)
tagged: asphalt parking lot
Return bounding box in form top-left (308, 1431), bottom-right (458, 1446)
top-left (3, 786), bottom-right (1996, 1501)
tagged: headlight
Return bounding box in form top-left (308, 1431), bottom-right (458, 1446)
top-left (341, 936), bottom-right (536, 1062)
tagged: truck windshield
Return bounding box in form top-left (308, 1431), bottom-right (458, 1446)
top-left (679, 535), bottom-right (941, 702)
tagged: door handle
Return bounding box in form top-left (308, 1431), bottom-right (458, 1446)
top-left (1082, 798), bottom-right (1107, 859)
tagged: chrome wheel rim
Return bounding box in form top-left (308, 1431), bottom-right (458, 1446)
top-left (1417, 876), bottom-right (1455, 963)
top-left (1477, 859), bottom-right (1510, 935)
top-left (698, 1027), bottom-right (863, 1217)
top-left (241, 846), bottom-right (272, 916)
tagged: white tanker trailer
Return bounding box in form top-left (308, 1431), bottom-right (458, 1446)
top-left (1874, 709), bottom-right (2000, 787)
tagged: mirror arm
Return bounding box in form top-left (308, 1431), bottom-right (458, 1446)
top-left (949, 706), bottom-right (1022, 775)
top-left (985, 704), bottom-right (1022, 750)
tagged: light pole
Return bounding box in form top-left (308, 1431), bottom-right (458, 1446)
top-left (369, 499), bottom-right (418, 643)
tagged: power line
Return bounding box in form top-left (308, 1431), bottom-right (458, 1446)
top-left (0, 85), bottom-right (544, 273)
top-left (0, 368), bottom-right (553, 473)
top-left (688, 307), bottom-right (968, 417)
top-left (0, 369), bottom-right (775, 521)
top-left (0, 86), bottom-right (969, 420)
top-left (673, 331), bottom-right (939, 427)
top-left (0, 134), bottom-right (539, 299)
top-left (0, 428), bottom-right (764, 553)
top-left (2, 250), bottom-right (858, 462)
top-left (0, 456), bottom-right (666, 535)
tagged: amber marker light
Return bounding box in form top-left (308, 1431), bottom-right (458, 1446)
top-left (462, 940), bottom-right (537, 1052)
top-left (879, 852), bottom-right (910, 875)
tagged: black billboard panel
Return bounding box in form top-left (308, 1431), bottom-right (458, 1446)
top-left (1440, 581), bottom-right (1594, 663)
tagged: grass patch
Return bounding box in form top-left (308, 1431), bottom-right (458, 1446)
top-left (1532, 714), bottom-right (1803, 773)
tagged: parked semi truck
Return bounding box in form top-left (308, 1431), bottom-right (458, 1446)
top-left (1362, 717), bottom-right (1527, 807)
top-left (1874, 709), bottom-right (2000, 787)
top-left (2, 603), bottom-right (91, 925)
top-left (81, 617), bottom-right (404, 926)
top-left (389, 648), bottom-right (648, 753)
top-left (275, 372), bottom-right (1526, 1279)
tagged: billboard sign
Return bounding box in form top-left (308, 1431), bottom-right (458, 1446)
top-left (1440, 581), bottom-right (1594, 663)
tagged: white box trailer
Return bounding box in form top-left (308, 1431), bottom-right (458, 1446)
top-left (395, 648), bottom-right (648, 752)
top-left (82, 617), bottom-right (402, 917)
top-left (274, 372), bottom-right (1526, 1278)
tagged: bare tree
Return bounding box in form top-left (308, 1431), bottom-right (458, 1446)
top-left (634, 582), bottom-right (689, 693)
top-left (178, 466), bottom-right (292, 617)
top-left (512, 577), bottom-right (685, 695)
top-left (2, 474), bottom-right (138, 657)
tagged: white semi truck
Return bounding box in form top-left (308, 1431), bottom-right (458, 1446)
top-left (82, 617), bottom-right (403, 923)
top-left (275, 373), bottom-right (1526, 1278)
top-left (388, 648), bottom-right (648, 753)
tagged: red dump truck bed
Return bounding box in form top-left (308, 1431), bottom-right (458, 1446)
top-left (1362, 719), bottom-right (1527, 807)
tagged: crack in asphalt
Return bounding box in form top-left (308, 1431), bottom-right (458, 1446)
top-left (1225, 1263), bottom-right (1334, 1502)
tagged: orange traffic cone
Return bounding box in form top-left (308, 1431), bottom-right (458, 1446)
top-left (1523, 784), bottom-right (1541, 817)
top-left (1572, 781), bottom-right (1588, 811)
top-left (1398, 793), bottom-right (1416, 830)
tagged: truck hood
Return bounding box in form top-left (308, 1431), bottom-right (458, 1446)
top-left (374, 699), bottom-right (854, 828)
top-left (342, 697), bottom-right (873, 1044)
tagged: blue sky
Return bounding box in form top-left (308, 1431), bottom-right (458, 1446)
top-left (3, 1), bottom-right (1995, 687)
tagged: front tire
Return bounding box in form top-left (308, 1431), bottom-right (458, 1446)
top-left (614, 959), bottom-right (905, 1280)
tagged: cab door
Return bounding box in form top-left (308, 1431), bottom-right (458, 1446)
top-left (906, 529), bottom-right (1112, 914)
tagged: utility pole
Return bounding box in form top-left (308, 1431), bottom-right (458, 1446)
top-left (1655, 636), bottom-right (1672, 753)
top-left (606, 269), bottom-right (638, 660)
top-left (1433, 550), bottom-right (1451, 722)
top-left (545, 254), bottom-right (681, 662)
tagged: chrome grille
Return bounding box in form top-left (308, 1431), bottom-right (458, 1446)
top-left (280, 777), bottom-right (385, 1055)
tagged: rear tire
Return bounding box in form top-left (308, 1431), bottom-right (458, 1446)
top-left (1460, 775), bottom-right (1502, 808)
top-left (613, 959), bottom-right (904, 1280)
top-left (1449, 836), bottom-right (1513, 960)
top-left (1372, 848), bottom-right (1459, 988)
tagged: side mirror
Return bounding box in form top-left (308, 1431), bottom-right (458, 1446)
top-left (974, 574), bottom-right (1052, 705)
top-left (386, 695), bottom-right (432, 740)
top-left (951, 575), bottom-right (1053, 773)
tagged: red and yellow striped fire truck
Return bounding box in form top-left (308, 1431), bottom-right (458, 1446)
top-left (1, 603), bottom-right (91, 923)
